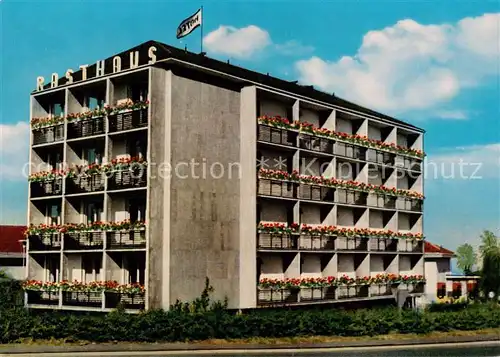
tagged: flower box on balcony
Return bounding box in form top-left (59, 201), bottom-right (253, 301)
top-left (257, 124), bottom-right (296, 146)
top-left (28, 233), bottom-right (61, 251)
top-left (105, 292), bottom-right (145, 310)
top-left (30, 178), bottom-right (63, 197)
top-left (108, 108), bottom-right (148, 133)
top-left (32, 124), bottom-right (64, 145)
top-left (299, 183), bottom-right (334, 202)
top-left (299, 134), bottom-right (334, 154)
top-left (107, 167), bottom-right (147, 190)
top-left (257, 178), bottom-right (297, 198)
top-left (300, 286), bottom-right (336, 301)
top-left (107, 229), bottom-right (146, 249)
top-left (257, 232), bottom-right (297, 249)
top-left (64, 231), bottom-right (104, 249)
top-left (257, 287), bottom-right (299, 304)
top-left (26, 289), bottom-right (59, 305)
top-left (299, 234), bottom-right (336, 250)
top-left (67, 117), bottom-right (105, 139)
top-left (62, 291), bottom-right (103, 307)
top-left (65, 173), bottom-right (105, 194)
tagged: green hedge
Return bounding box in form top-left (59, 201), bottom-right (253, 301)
top-left (1, 278), bottom-right (500, 344)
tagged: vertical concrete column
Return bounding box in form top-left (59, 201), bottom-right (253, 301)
top-left (239, 85), bottom-right (258, 308)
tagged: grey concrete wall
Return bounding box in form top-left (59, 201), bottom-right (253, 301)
top-left (168, 73), bottom-right (242, 308)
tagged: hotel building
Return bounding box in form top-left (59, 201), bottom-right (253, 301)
top-left (25, 40), bottom-right (425, 312)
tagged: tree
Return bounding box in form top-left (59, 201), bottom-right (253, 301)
top-left (456, 243), bottom-right (477, 275)
top-left (479, 230), bottom-right (500, 297)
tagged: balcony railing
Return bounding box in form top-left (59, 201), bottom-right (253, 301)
top-left (107, 230), bottom-right (146, 249)
top-left (108, 109), bottom-right (148, 133)
top-left (369, 237), bottom-right (398, 252)
top-left (105, 292), bottom-right (145, 310)
top-left (30, 179), bottom-right (63, 198)
top-left (299, 184), bottom-right (334, 202)
top-left (397, 198), bottom-right (423, 212)
top-left (399, 240), bottom-right (424, 253)
top-left (298, 134), bottom-right (334, 154)
top-left (396, 156), bottom-right (422, 172)
top-left (107, 168), bottom-right (147, 191)
top-left (65, 173), bottom-right (105, 194)
top-left (257, 288), bottom-right (299, 305)
top-left (32, 124), bottom-right (64, 145)
top-left (337, 189), bottom-right (367, 206)
top-left (62, 291), bottom-right (102, 308)
top-left (26, 290), bottom-right (59, 305)
top-left (299, 234), bottom-right (336, 250)
top-left (257, 178), bottom-right (298, 199)
top-left (64, 231), bottom-right (104, 249)
top-left (366, 149), bottom-right (396, 166)
top-left (257, 124), bottom-right (297, 146)
top-left (336, 236), bottom-right (368, 251)
top-left (337, 285), bottom-right (369, 300)
top-left (67, 117), bottom-right (105, 139)
top-left (300, 286), bottom-right (336, 301)
top-left (400, 282), bottom-right (425, 294)
top-left (370, 284), bottom-right (394, 297)
top-left (257, 232), bottom-right (298, 250)
top-left (335, 142), bottom-right (366, 160)
top-left (369, 194), bottom-right (396, 209)
top-left (28, 233), bottom-right (61, 251)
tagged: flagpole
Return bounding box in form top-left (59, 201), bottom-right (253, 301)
top-left (200, 5), bottom-right (204, 53)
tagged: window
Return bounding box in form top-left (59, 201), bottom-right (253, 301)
top-left (47, 152), bottom-right (63, 171)
top-left (127, 84), bottom-right (148, 102)
top-left (50, 103), bottom-right (64, 117)
top-left (86, 96), bottom-right (105, 110)
top-left (83, 148), bottom-right (102, 165)
top-left (125, 254), bottom-right (145, 285)
top-left (45, 256), bottom-right (59, 282)
top-left (82, 255), bottom-right (102, 282)
top-left (437, 282), bottom-right (446, 299)
top-left (128, 139), bottom-right (145, 159)
top-left (85, 201), bottom-right (103, 223)
top-left (47, 204), bottom-right (61, 225)
top-left (128, 198), bottom-right (146, 222)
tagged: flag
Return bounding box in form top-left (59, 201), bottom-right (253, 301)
top-left (176, 9), bottom-right (202, 39)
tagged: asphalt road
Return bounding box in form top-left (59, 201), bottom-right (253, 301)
top-left (2, 341), bottom-right (500, 357)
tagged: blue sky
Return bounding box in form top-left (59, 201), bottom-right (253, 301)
top-left (1, 0), bottom-right (499, 255)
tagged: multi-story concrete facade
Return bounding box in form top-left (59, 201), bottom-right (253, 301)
top-left (25, 40), bottom-right (425, 312)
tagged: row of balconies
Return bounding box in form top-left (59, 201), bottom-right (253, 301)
top-left (257, 233), bottom-right (423, 253)
top-left (32, 109), bottom-right (147, 146)
top-left (30, 170), bottom-right (147, 197)
top-left (258, 125), bottom-right (422, 171)
top-left (26, 290), bottom-right (145, 310)
top-left (28, 230), bottom-right (146, 251)
top-left (257, 178), bottom-right (423, 212)
top-left (257, 283), bottom-right (425, 305)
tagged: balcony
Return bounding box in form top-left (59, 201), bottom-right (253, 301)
top-left (336, 236), bottom-right (368, 251)
top-left (300, 286), bottom-right (336, 302)
top-left (369, 194), bottom-right (396, 209)
top-left (257, 124), bottom-right (297, 147)
top-left (397, 156), bottom-right (422, 172)
top-left (337, 285), bottom-right (369, 300)
top-left (64, 231), bottom-right (104, 250)
top-left (399, 240), bottom-right (424, 253)
top-left (257, 232), bottom-right (298, 250)
top-left (66, 173), bottom-right (105, 194)
top-left (107, 230), bottom-right (146, 249)
top-left (107, 168), bottom-right (147, 191)
top-left (104, 292), bottom-right (145, 310)
top-left (30, 179), bottom-right (63, 198)
top-left (257, 178), bottom-right (298, 199)
top-left (299, 234), bottom-right (336, 250)
top-left (298, 134), bottom-right (334, 155)
top-left (26, 290), bottom-right (59, 305)
top-left (337, 189), bottom-right (367, 206)
top-left (257, 288), bottom-right (299, 305)
top-left (397, 198), bottom-right (423, 212)
top-left (366, 149), bottom-right (396, 166)
top-left (369, 237), bottom-right (398, 252)
top-left (62, 291), bottom-right (102, 308)
top-left (400, 282), bottom-right (425, 294)
top-left (335, 142), bottom-right (366, 161)
top-left (33, 125), bottom-right (64, 145)
top-left (67, 117), bottom-right (105, 139)
top-left (28, 233), bottom-right (61, 251)
top-left (369, 284), bottom-right (393, 297)
top-left (299, 184), bottom-right (334, 202)
top-left (109, 109), bottom-right (148, 133)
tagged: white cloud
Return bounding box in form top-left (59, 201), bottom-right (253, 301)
top-left (434, 110), bottom-right (468, 120)
top-left (0, 122), bottom-right (29, 181)
top-left (296, 13), bottom-right (500, 114)
top-left (425, 143), bottom-right (500, 179)
top-left (203, 25), bottom-right (271, 59)
top-left (275, 40), bottom-right (315, 56)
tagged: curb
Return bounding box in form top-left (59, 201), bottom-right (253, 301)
top-left (1, 333), bottom-right (499, 354)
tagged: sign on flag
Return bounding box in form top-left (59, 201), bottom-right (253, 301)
top-left (176, 9), bottom-right (202, 39)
